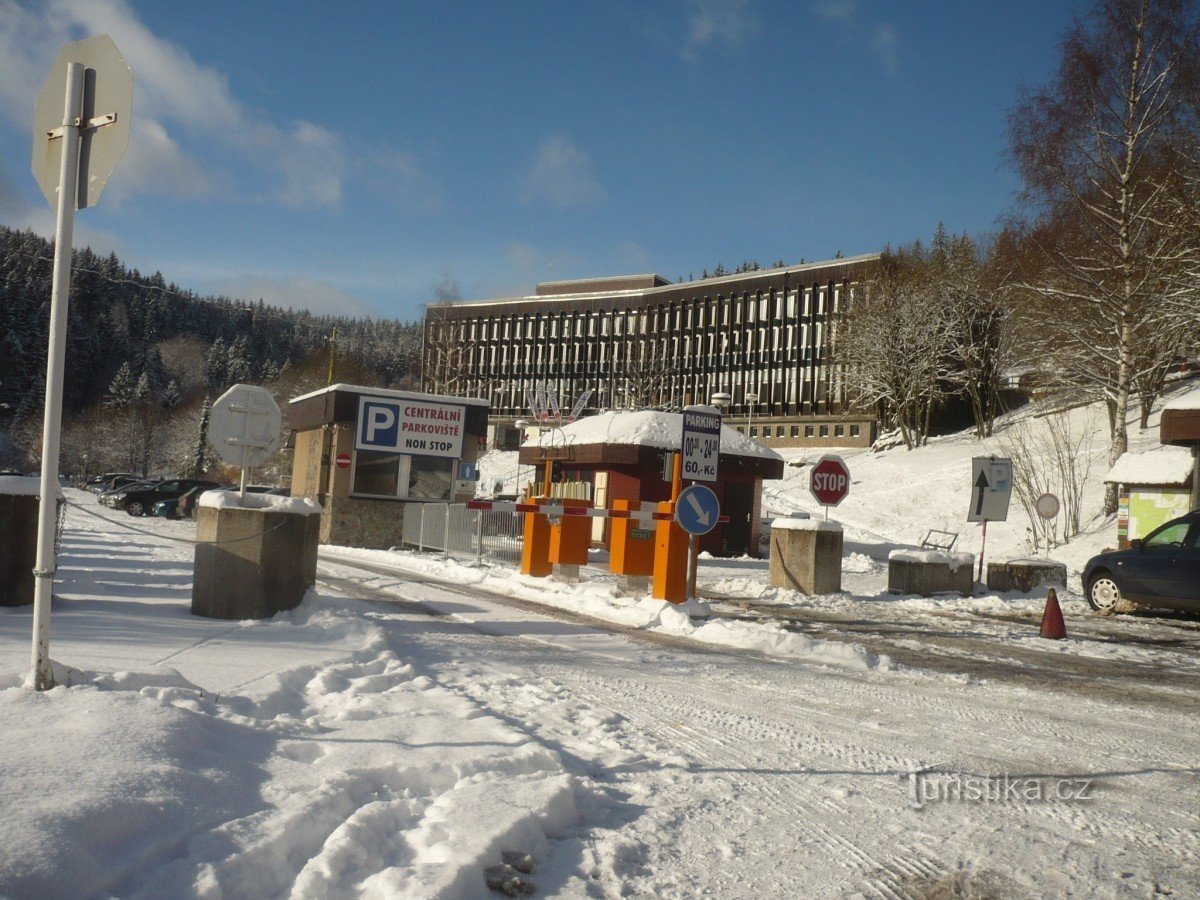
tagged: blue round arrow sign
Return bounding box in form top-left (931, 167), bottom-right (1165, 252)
top-left (675, 484), bottom-right (720, 535)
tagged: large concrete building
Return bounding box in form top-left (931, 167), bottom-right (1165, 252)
top-left (423, 254), bottom-right (881, 448)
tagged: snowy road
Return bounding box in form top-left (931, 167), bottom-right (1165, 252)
top-left (316, 553), bottom-right (1200, 898)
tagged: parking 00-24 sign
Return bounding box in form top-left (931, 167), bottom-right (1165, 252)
top-left (356, 396), bottom-right (465, 459)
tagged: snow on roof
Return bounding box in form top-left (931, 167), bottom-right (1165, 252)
top-left (1163, 383), bottom-right (1200, 411)
top-left (0, 476), bottom-right (59, 497)
top-left (535, 410), bottom-right (783, 461)
top-left (1104, 445), bottom-right (1195, 486)
top-left (290, 383), bottom-right (490, 408)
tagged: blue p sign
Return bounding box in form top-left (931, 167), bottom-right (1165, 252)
top-left (359, 400), bottom-right (399, 449)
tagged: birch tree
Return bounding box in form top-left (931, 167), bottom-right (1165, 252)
top-left (1005, 0), bottom-right (1200, 512)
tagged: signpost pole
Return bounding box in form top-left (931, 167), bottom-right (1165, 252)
top-left (687, 532), bottom-right (697, 600)
top-left (30, 62), bottom-right (84, 691)
top-left (977, 519), bottom-right (988, 583)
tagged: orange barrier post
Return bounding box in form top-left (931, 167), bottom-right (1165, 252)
top-left (610, 499), bottom-right (655, 577)
top-left (549, 498), bottom-right (590, 566)
top-left (652, 499), bottom-right (688, 603)
top-left (520, 498), bottom-right (553, 577)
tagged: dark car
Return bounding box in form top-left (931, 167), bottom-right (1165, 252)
top-left (1083, 511), bottom-right (1200, 614)
top-left (89, 472), bottom-right (139, 493)
top-left (116, 478), bottom-right (222, 516)
top-left (99, 480), bottom-right (159, 508)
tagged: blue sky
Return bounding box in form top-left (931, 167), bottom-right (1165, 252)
top-left (0, 1), bottom-right (1080, 322)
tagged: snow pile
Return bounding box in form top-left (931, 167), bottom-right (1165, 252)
top-left (652, 601), bottom-right (889, 670)
top-left (325, 546), bottom-right (890, 671)
top-left (771, 517), bottom-right (842, 532)
top-left (0, 475), bottom-right (60, 497)
top-left (1105, 445), bottom-right (1194, 486)
top-left (198, 490), bottom-right (322, 515)
top-left (0, 581), bottom-right (575, 897)
top-left (538, 410), bottom-right (782, 461)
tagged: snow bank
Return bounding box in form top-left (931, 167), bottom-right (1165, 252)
top-left (199, 490), bottom-right (322, 515)
top-left (1105, 445), bottom-right (1194, 487)
top-left (538, 410), bottom-right (782, 461)
top-left (0, 475), bottom-right (60, 497)
top-left (888, 549), bottom-right (975, 571)
top-left (0, 595), bottom-right (577, 898)
top-left (771, 517), bottom-right (842, 532)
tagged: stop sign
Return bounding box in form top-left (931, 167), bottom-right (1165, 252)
top-left (810, 454), bottom-right (850, 507)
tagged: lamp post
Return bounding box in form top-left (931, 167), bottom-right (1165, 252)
top-left (745, 391), bottom-right (758, 436)
top-left (81, 452), bottom-right (89, 486)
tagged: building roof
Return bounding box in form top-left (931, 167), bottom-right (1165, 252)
top-left (1104, 445), bottom-right (1195, 487)
top-left (536, 274), bottom-right (670, 296)
top-left (433, 253), bottom-right (881, 317)
top-left (290, 383), bottom-right (490, 408)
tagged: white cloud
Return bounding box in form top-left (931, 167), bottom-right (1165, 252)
top-left (812, 0), bottom-right (858, 21)
top-left (0, 0), bottom-right (433, 213)
top-left (682, 0), bottom-right (758, 61)
top-left (208, 274), bottom-right (379, 318)
top-left (809, 0), bottom-right (900, 77)
top-left (520, 136), bottom-right (605, 208)
top-left (871, 23), bottom-right (900, 77)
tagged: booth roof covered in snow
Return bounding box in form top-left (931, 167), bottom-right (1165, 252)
top-left (0, 476), bottom-right (61, 497)
top-left (1104, 445), bottom-right (1195, 487)
top-left (534, 411), bottom-right (783, 461)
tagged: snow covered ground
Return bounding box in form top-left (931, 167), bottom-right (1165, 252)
top-left (2, 387), bottom-right (1199, 898)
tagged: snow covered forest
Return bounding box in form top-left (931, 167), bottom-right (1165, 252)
top-left (0, 226), bottom-right (422, 474)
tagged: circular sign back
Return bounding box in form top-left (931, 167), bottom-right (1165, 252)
top-left (1034, 492), bottom-right (1060, 520)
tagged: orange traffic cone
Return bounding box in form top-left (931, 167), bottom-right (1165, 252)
top-left (1040, 587), bottom-right (1066, 640)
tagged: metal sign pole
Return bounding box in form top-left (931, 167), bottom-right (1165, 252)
top-left (687, 532), bottom-right (697, 600)
top-left (977, 519), bottom-right (988, 583)
top-left (30, 62), bottom-right (84, 691)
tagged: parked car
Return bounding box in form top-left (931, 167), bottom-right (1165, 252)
top-left (99, 480), bottom-right (159, 508)
top-left (1083, 511), bottom-right (1200, 614)
top-left (87, 472), bottom-right (139, 493)
top-left (115, 479), bottom-right (222, 516)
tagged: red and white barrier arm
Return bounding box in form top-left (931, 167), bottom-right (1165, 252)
top-left (467, 500), bottom-right (728, 525)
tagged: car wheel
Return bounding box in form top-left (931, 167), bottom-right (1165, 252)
top-left (1087, 572), bottom-right (1123, 615)
top-left (127, 501), bottom-right (145, 517)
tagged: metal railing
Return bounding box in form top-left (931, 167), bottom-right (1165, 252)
top-left (401, 502), bottom-right (523, 565)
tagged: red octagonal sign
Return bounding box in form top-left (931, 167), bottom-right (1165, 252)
top-left (810, 454), bottom-right (850, 507)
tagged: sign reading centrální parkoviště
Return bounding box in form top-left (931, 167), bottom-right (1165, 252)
top-left (356, 396), bottom-right (466, 459)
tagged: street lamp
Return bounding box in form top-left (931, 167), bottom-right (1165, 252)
top-left (745, 392), bottom-right (758, 435)
top-left (709, 391), bottom-right (731, 412)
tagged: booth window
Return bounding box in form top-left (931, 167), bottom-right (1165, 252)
top-left (353, 450), bottom-right (400, 497)
top-left (407, 457), bottom-right (454, 501)
top-left (352, 452), bottom-right (455, 502)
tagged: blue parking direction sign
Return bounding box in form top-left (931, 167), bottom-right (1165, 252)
top-left (676, 484), bottom-right (721, 535)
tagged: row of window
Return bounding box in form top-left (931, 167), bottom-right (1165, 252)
top-left (739, 423), bottom-right (862, 439)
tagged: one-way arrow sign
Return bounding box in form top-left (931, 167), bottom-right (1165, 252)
top-left (967, 457), bottom-right (1012, 523)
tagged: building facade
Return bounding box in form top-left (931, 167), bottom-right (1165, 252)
top-left (423, 254), bottom-right (881, 448)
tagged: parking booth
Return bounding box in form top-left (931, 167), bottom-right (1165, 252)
top-left (289, 384), bottom-right (490, 549)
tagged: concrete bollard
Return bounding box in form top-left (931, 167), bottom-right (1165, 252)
top-left (887, 550), bottom-right (974, 596)
top-left (192, 492), bottom-right (322, 620)
top-left (0, 477), bottom-right (43, 608)
top-left (769, 517), bottom-right (843, 594)
top-left (986, 559), bottom-right (1068, 593)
